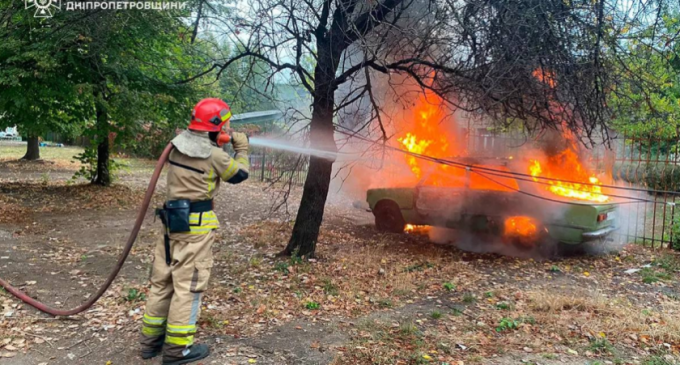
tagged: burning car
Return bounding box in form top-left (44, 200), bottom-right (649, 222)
top-left (363, 86), bottom-right (617, 253)
top-left (366, 156), bottom-right (618, 253)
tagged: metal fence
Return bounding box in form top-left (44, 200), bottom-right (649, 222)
top-left (247, 147), bottom-right (309, 186)
top-left (466, 128), bottom-right (679, 249)
top-left (609, 135), bottom-right (678, 249)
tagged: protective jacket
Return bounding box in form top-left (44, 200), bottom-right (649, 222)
top-left (141, 130), bottom-right (248, 362)
top-left (166, 131), bottom-right (249, 235)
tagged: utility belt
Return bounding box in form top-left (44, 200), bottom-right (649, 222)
top-left (156, 199), bottom-right (213, 265)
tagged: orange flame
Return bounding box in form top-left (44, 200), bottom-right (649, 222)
top-left (504, 216), bottom-right (538, 237)
top-left (533, 68), bottom-right (557, 88)
top-left (391, 74), bottom-right (606, 203)
top-left (396, 91), bottom-right (456, 185)
top-left (526, 69), bottom-right (609, 203)
top-left (529, 148), bottom-right (609, 203)
top-left (398, 133), bottom-right (432, 178)
top-left (395, 91), bottom-right (518, 191)
top-left (404, 224), bottom-right (431, 234)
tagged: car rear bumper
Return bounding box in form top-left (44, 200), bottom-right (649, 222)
top-left (582, 225), bottom-right (617, 241)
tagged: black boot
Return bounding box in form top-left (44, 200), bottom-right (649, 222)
top-left (141, 346), bottom-right (163, 360)
top-left (140, 336), bottom-right (164, 359)
top-left (162, 343), bottom-right (210, 365)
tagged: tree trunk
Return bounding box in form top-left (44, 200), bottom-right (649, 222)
top-left (282, 40), bottom-right (340, 258)
top-left (93, 98), bottom-right (111, 186)
top-left (22, 136), bottom-right (40, 160)
top-left (282, 155), bottom-right (334, 257)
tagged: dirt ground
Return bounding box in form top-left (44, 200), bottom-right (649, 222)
top-left (1, 144), bottom-right (679, 365)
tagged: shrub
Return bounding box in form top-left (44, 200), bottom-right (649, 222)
top-left (672, 215), bottom-right (680, 251)
top-left (613, 163), bottom-right (680, 193)
top-left (71, 146), bottom-right (124, 183)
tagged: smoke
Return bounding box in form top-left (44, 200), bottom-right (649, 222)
top-left (427, 227), bottom-right (554, 259)
top-left (329, 104), bottom-right (646, 258)
top-left (323, 57), bottom-right (648, 259)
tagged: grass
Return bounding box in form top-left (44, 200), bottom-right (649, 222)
top-left (322, 278), bottom-right (338, 296)
top-left (274, 261), bottom-right (290, 273)
top-left (656, 254), bottom-right (680, 272)
top-left (305, 301), bottom-right (320, 310)
top-left (341, 318), bottom-right (428, 365)
top-left (201, 312), bottom-right (225, 329)
top-left (587, 338), bottom-right (614, 355)
top-left (249, 255), bottom-right (262, 267)
top-left (519, 316), bottom-right (536, 325)
top-left (496, 302), bottom-right (512, 310)
top-left (666, 293), bottom-right (679, 301)
top-left (124, 288), bottom-right (146, 302)
top-left (430, 310), bottom-right (442, 319)
top-left (495, 317), bottom-right (520, 332)
top-left (527, 290), bottom-right (680, 345)
top-left (462, 293), bottom-right (476, 303)
top-left (403, 261), bottom-right (435, 273)
top-left (378, 298), bottom-right (393, 308)
top-left (442, 282), bottom-right (455, 291)
top-left (398, 320), bottom-right (419, 336)
top-left (0, 143), bottom-right (156, 174)
top-left (643, 355), bottom-right (677, 365)
top-left (0, 143), bottom-right (83, 161)
top-left (640, 267), bottom-right (673, 284)
top-left (404, 263), bottom-right (425, 272)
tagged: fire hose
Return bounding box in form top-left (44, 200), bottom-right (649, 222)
top-left (0, 143), bottom-right (174, 316)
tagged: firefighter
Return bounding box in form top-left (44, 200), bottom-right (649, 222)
top-left (140, 98), bottom-right (249, 364)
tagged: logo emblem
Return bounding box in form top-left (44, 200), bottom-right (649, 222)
top-left (25, 0), bottom-right (61, 18)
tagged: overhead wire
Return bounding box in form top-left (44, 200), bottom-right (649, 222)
top-left (334, 128), bottom-right (676, 207)
top-left (468, 167), bottom-right (668, 205)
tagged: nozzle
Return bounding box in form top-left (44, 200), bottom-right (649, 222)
top-left (216, 131), bottom-right (231, 147)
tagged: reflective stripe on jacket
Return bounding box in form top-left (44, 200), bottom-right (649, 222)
top-left (167, 133), bottom-right (249, 235)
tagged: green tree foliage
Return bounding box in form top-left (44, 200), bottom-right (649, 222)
top-left (54, 9), bottom-right (207, 185)
top-left (0, 3), bottom-right (212, 181)
top-left (0, 8), bottom-right (90, 159)
top-left (1, 2), bottom-right (280, 167)
top-left (608, 12), bottom-right (680, 196)
top-left (610, 13), bottom-right (680, 141)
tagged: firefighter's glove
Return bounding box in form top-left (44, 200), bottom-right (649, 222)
top-left (231, 132), bottom-right (249, 154)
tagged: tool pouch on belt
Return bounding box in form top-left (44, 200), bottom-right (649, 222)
top-left (163, 199), bottom-right (191, 233)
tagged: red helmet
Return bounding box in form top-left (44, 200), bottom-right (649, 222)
top-left (188, 98), bottom-right (232, 132)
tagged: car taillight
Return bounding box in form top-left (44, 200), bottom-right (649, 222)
top-left (597, 213), bottom-right (608, 222)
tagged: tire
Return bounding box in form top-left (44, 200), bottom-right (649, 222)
top-left (373, 200), bottom-right (406, 233)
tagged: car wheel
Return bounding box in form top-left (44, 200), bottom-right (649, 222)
top-left (374, 200), bottom-right (406, 233)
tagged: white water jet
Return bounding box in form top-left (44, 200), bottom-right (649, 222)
top-left (249, 137), bottom-right (341, 160)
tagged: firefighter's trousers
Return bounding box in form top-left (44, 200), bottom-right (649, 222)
top-left (140, 230), bottom-right (214, 357)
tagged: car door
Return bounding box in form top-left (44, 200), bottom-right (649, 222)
top-left (414, 169), bottom-right (468, 227)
